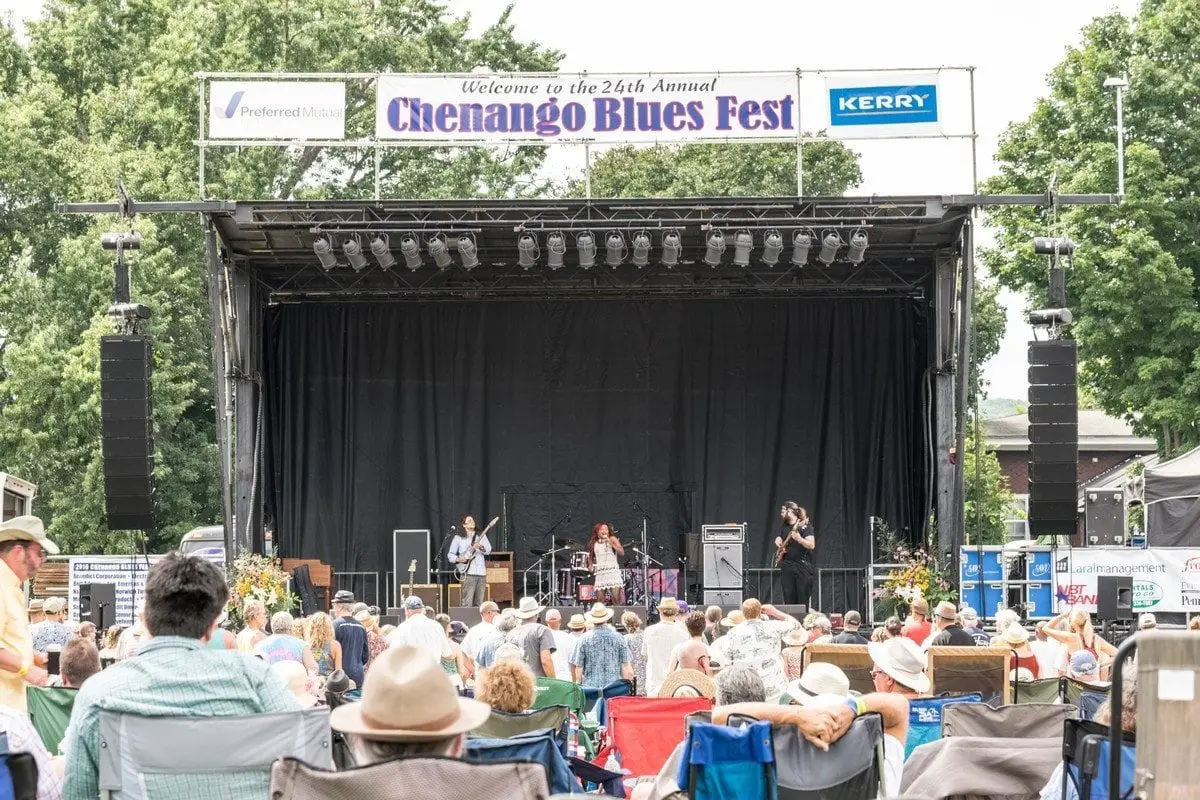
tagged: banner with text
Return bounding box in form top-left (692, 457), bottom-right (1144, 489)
top-left (822, 73), bottom-right (941, 139)
top-left (1055, 547), bottom-right (1200, 614)
top-left (68, 553), bottom-right (225, 625)
top-left (208, 81), bottom-right (346, 140)
top-left (375, 72), bottom-right (799, 142)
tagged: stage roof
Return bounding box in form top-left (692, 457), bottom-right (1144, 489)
top-left (202, 195), bottom-right (973, 302)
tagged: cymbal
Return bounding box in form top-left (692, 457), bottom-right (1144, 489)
top-left (554, 537), bottom-right (581, 548)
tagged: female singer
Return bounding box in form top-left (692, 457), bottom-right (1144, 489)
top-left (588, 522), bottom-right (625, 605)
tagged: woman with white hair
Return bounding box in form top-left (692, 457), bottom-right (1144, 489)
top-left (255, 611), bottom-right (318, 674)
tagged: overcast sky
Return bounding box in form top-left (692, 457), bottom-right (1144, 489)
top-left (2, 0), bottom-right (1140, 398)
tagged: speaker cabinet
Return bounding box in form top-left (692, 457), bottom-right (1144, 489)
top-left (703, 589), bottom-right (743, 606)
top-left (702, 543), bottom-right (743, 589)
top-left (100, 336), bottom-right (156, 531)
top-left (78, 582), bottom-right (118, 630)
top-left (1027, 340), bottom-right (1078, 538)
top-left (1097, 575), bottom-right (1134, 620)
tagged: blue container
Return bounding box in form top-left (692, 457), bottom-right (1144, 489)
top-left (959, 581), bottom-right (984, 612)
top-left (981, 549), bottom-right (1005, 582)
top-left (1026, 550), bottom-right (1053, 582)
top-left (960, 549), bottom-right (982, 583)
top-left (1026, 582), bottom-right (1052, 619)
top-left (983, 583), bottom-right (1005, 618)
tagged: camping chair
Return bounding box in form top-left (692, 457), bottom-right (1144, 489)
top-left (271, 754), bottom-right (551, 800)
top-left (97, 707), bottom-right (331, 799)
top-left (25, 685), bottom-right (77, 754)
top-left (0, 749), bottom-right (37, 800)
top-left (941, 702), bottom-right (1077, 740)
top-left (466, 729), bottom-right (581, 796)
top-left (678, 720), bottom-right (774, 800)
top-left (926, 646), bottom-right (1010, 705)
top-left (1061, 718), bottom-right (1136, 799)
top-left (472, 705), bottom-right (570, 754)
top-left (1011, 676), bottom-right (1062, 704)
top-left (534, 678), bottom-right (586, 716)
top-left (589, 679), bottom-right (635, 725)
top-left (772, 711), bottom-right (885, 799)
top-left (602, 696), bottom-right (713, 780)
top-left (904, 694), bottom-right (981, 759)
top-left (900, 735), bottom-right (1061, 799)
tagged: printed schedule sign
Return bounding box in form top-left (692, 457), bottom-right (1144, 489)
top-left (67, 552), bottom-right (225, 625)
top-left (375, 72), bottom-right (799, 143)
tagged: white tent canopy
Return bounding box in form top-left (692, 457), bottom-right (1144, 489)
top-left (1145, 444), bottom-right (1200, 547)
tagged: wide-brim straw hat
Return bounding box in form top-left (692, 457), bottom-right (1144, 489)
top-left (586, 602), bottom-right (613, 624)
top-left (1000, 623), bottom-right (1031, 646)
top-left (658, 669), bottom-right (716, 700)
top-left (567, 614), bottom-right (587, 631)
top-left (782, 629), bottom-right (808, 647)
top-left (786, 662), bottom-right (857, 707)
top-left (868, 637), bottom-right (930, 694)
top-left (0, 516), bottom-right (58, 555)
top-left (720, 610), bottom-right (745, 628)
top-left (331, 645), bottom-right (489, 742)
top-left (514, 596), bottom-right (546, 619)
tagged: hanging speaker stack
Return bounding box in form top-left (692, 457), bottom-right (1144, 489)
top-left (100, 335), bottom-right (156, 531)
top-left (1027, 340), bottom-right (1078, 537)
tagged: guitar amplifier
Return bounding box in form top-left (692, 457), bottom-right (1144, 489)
top-left (702, 524), bottom-right (746, 543)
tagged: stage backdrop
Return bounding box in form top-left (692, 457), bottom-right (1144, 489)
top-left (263, 298), bottom-right (928, 585)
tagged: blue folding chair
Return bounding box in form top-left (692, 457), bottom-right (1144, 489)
top-left (466, 729), bottom-right (582, 796)
top-left (0, 750), bottom-right (37, 800)
top-left (589, 679), bottom-right (634, 726)
top-left (906, 693), bottom-right (981, 759)
top-left (678, 720), bottom-right (775, 800)
top-left (1061, 718), bottom-right (1136, 799)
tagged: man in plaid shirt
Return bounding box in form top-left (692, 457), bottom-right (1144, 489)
top-left (61, 553), bottom-right (298, 800)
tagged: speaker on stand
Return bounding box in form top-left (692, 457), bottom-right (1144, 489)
top-left (1027, 340), bottom-right (1078, 539)
top-left (100, 336), bottom-right (157, 531)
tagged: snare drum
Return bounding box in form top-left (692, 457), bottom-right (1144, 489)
top-left (571, 551), bottom-right (592, 573)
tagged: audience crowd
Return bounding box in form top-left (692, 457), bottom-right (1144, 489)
top-left (0, 513), bottom-right (1192, 799)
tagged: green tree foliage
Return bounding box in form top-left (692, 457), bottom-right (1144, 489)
top-left (964, 419), bottom-right (1016, 546)
top-left (0, 1), bottom-right (560, 554)
top-left (971, 277), bottom-right (1006, 405)
top-left (982, 0), bottom-right (1200, 455)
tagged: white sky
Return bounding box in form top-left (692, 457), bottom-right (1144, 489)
top-left (2, 0), bottom-right (1140, 398)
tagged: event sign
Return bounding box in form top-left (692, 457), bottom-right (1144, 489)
top-left (375, 72), bottom-right (798, 142)
top-left (1054, 547), bottom-right (1200, 614)
top-left (67, 552), bottom-right (225, 625)
top-left (823, 73), bottom-right (941, 138)
top-left (208, 81), bottom-right (345, 140)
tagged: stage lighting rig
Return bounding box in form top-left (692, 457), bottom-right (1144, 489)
top-left (704, 231), bottom-right (726, 267)
top-left (370, 235), bottom-right (396, 270)
top-left (846, 229), bottom-right (869, 264)
top-left (631, 231), bottom-right (651, 267)
top-left (761, 231), bottom-right (783, 266)
top-left (457, 234), bottom-right (479, 270)
top-left (817, 231), bottom-right (841, 265)
top-left (428, 235), bottom-right (453, 270)
top-left (546, 232), bottom-right (566, 270)
top-left (577, 231), bottom-right (596, 269)
top-left (343, 236), bottom-right (368, 271)
top-left (517, 234), bottom-right (539, 269)
top-left (661, 231), bottom-right (682, 267)
top-left (732, 230), bottom-right (753, 267)
top-left (400, 235), bottom-right (422, 271)
top-left (101, 230), bottom-right (150, 334)
top-left (791, 231), bottom-right (813, 266)
top-left (605, 232), bottom-right (626, 268)
top-left (313, 236), bottom-right (337, 270)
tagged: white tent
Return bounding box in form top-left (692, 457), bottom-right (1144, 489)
top-left (1145, 444), bottom-right (1200, 547)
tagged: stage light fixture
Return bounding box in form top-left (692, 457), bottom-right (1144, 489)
top-left (577, 232), bottom-right (596, 269)
top-left (605, 232), bottom-right (626, 268)
top-left (546, 232), bottom-right (566, 270)
top-left (370, 235), bottom-right (396, 269)
top-left (313, 236), bottom-right (337, 270)
top-left (817, 231), bottom-right (841, 265)
top-left (343, 236), bottom-right (368, 271)
top-left (457, 234), bottom-right (479, 270)
top-left (704, 231), bottom-right (726, 267)
top-left (428, 235), bottom-right (453, 270)
top-left (762, 231), bottom-right (783, 266)
top-left (791, 231), bottom-right (813, 266)
top-left (732, 230), bottom-right (754, 267)
top-left (400, 235), bottom-right (422, 271)
top-left (661, 231), bottom-right (682, 267)
top-left (846, 229), bottom-right (869, 264)
top-left (517, 234), bottom-right (539, 269)
top-left (631, 231), bottom-right (651, 267)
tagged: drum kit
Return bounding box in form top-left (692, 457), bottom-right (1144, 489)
top-left (521, 536), bottom-right (663, 607)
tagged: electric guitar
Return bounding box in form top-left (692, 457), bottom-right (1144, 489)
top-left (407, 559), bottom-right (417, 598)
top-left (775, 523), bottom-right (800, 566)
top-left (453, 516), bottom-right (500, 579)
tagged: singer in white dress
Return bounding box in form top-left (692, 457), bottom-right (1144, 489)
top-left (587, 521), bottom-right (625, 604)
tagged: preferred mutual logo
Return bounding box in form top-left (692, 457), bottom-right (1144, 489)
top-left (223, 91), bottom-right (246, 119)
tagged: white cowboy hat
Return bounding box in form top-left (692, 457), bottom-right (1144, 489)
top-left (786, 661), bottom-right (857, 707)
top-left (868, 636), bottom-right (930, 694)
top-left (1000, 623), bottom-right (1031, 646)
top-left (513, 596), bottom-right (546, 620)
top-left (586, 602), bottom-right (614, 624)
top-left (330, 645), bottom-right (489, 742)
top-left (0, 516), bottom-right (59, 555)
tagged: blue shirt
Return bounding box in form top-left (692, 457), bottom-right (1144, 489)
top-left (448, 533), bottom-right (492, 577)
top-left (569, 626), bottom-right (631, 688)
top-left (32, 621), bottom-right (73, 653)
top-left (333, 616), bottom-right (369, 687)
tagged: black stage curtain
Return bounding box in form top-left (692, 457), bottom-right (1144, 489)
top-left (263, 298), bottom-right (927, 581)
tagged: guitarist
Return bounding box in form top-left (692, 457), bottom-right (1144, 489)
top-left (774, 501), bottom-right (816, 607)
top-left (448, 515), bottom-right (493, 607)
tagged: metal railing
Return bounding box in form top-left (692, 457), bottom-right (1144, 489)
top-left (817, 568), bottom-right (868, 616)
top-left (334, 571), bottom-right (380, 609)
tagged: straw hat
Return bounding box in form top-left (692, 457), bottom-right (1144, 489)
top-left (999, 623), bottom-right (1030, 646)
top-left (27, 598), bottom-right (43, 614)
top-left (657, 597), bottom-right (679, 615)
top-left (782, 629), bottom-right (808, 647)
top-left (513, 596), bottom-right (546, 620)
top-left (0, 516), bottom-right (59, 555)
top-left (786, 662), bottom-right (857, 707)
top-left (868, 636), bottom-right (930, 693)
top-left (720, 610), bottom-right (745, 628)
top-left (658, 669), bottom-right (716, 700)
top-left (330, 645), bottom-right (489, 741)
top-left (567, 614), bottom-right (587, 631)
top-left (586, 602), bottom-right (613, 625)
top-left (933, 601), bottom-right (959, 622)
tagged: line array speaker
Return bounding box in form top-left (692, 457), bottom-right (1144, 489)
top-left (1027, 340), bottom-right (1078, 537)
top-left (99, 336), bottom-right (156, 531)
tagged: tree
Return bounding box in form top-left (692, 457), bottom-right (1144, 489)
top-left (982, 0), bottom-right (1200, 455)
top-left (0, 0), bottom-right (561, 554)
top-left (964, 419), bottom-right (1016, 545)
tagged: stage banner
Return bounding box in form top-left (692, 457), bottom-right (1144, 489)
top-left (375, 72), bottom-right (798, 142)
top-left (822, 72), bottom-right (941, 139)
top-left (1054, 547), bottom-right (1200, 614)
top-left (208, 80), bottom-right (345, 140)
top-left (67, 552), bottom-right (225, 625)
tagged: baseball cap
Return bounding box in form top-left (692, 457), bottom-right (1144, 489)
top-left (843, 610), bottom-right (862, 626)
top-left (1138, 613), bottom-right (1157, 630)
top-left (43, 597), bottom-right (67, 615)
top-left (333, 590), bottom-right (355, 604)
top-left (1070, 650), bottom-right (1099, 676)
top-left (402, 595), bottom-right (424, 611)
top-left (959, 607), bottom-right (979, 623)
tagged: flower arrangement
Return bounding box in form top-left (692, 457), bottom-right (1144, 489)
top-left (871, 524), bottom-right (957, 621)
top-left (226, 549), bottom-right (296, 627)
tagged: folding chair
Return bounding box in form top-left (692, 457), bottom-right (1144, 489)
top-left (466, 729), bottom-right (581, 796)
top-left (900, 735), bottom-right (1061, 798)
top-left (1061, 718), bottom-right (1136, 800)
top-left (905, 694), bottom-right (981, 759)
top-left (678, 720), bottom-right (774, 800)
top-left (97, 707), bottom-right (331, 799)
top-left (472, 705), bottom-right (570, 753)
top-left (590, 678), bottom-right (634, 725)
top-left (773, 711), bottom-right (884, 799)
top-left (271, 754), bottom-right (551, 800)
top-left (25, 685), bottom-right (77, 754)
top-left (1011, 676), bottom-right (1062, 704)
top-left (0, 750), bottom-right (37, 800)
top-left (534, 678), bottom-right (586, 717)
top-left (941, 702), bottom-right (1077, 740)
top-left (602, 696), bottom-right (713, 779)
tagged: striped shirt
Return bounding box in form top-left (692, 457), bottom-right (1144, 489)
top-left (62, 636), bottom-right (298, 800)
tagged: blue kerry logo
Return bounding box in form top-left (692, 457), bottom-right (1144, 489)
top-left (829, 84), bottom-right (938, 127)
top-left (223, 90), bottom-right (246, 119)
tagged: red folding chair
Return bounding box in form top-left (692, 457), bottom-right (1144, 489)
top-left (598, 695), bottom-right (713, 789)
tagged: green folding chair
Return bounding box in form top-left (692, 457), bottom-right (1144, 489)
top-left (26, 685), bottom-right (77, 754)
top-left (533, 678), bottom-right (594, 758)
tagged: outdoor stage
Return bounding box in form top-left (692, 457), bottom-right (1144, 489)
top-left (189, 194), bottom-right (975, 610)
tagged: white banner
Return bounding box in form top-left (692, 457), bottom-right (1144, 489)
top-left (375, 72), bottom-right (798, 142)
top-left (67, 552), bottom-right (225, 626)
top-left (821, 72), bottom-right (941, 139)
top-left (208, 81), bottom-right (345, 140)
top-left (1054, 547), bottom-right (1200, 614)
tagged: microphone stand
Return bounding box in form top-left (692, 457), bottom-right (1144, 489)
top-left (633, 502), bottom-right (651, 611)
top-left (434, 525), bottom-right (457, 614)
top-left (679, 555), bottom-right (688, 604)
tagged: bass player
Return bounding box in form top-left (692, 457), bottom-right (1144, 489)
top-left (774, 501), bottom-right (815, 607)
top-left (448, 515), bottom-right (493, 607)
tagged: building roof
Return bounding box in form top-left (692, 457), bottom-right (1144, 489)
top-left (984, 408), bottom-right (1158, 453)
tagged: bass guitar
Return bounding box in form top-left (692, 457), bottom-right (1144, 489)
top-left (453, 516), bottom-right (500, 579)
